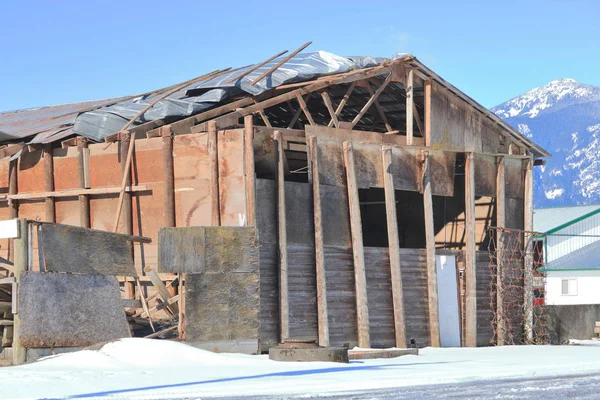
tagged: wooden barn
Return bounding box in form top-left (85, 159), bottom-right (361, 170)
top-left (0, 44), bottom-right (549, 363)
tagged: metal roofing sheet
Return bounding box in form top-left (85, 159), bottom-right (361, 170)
top-left (534, 205), bottom-right (600, 233)
top-left (545, 239), bottom-right (600, 270)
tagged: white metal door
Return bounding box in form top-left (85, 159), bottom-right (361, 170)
top-left (436, 255), bottom-right (461, 347)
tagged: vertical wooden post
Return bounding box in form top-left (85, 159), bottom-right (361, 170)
top-left (308, 136), bottom-right (330, 347)
top-left (422, 151), bottom-right (440, 347)
top-left (12, 218), bottom-right (28, 365)
top-left (406, 69), bottom-right (414, 145)
top-left (382, 145), bottom-right (407, 348)
top-left (120, 137), bottom-right (135, 299)
top-left (523, 158), bottom-right (534, 343)
top-left (343, 141), bottom-right (370, 348)
top-left (424, 79), bottom-right (432, 147)
top-left (161, 126), bottom-right (176, 228)
top-left (244, 116), bottom-right (256, 227)
top-left (43, 144), bottom-right (55, 223)
top-left (208, 120), bottom-right (221, 226)
top-left (496, 156), bottom-right (506, 346)
top-left (77, 139), bottom-right (90, 228)
top-left (464, 152), bottom-right (477, 347)
top-left (275, 131), bottom-right (289, 341)
top-left (8, 159), bottom-right (18, 220)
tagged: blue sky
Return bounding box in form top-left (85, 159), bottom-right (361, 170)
top-left (1, 0), bottom-right (599, 111)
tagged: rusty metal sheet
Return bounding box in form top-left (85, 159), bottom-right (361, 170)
top-left (505, 157), bottom-right (525, 199)
top-left (18, 271), bottom-right (130, 348)
top-left (39, 223), bottom-right (137, 276)
top-left (474, 153), bottom-right (497, 197)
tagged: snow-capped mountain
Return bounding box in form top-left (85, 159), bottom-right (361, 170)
top-left (491, 78), bottom-right (600, 207)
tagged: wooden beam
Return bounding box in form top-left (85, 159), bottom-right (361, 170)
top-left (422, 151), bottom-right (440, 347)
top-left (8, 159), bottom-right (18, 220)
top-left (366, 83), bottom-right (393, 132)
top-left (328, 82), bottom-right (356, 127)
top-left (523, 158), bottom-right (534, 343)
top-left (244, 116), bottom-right (256, 226)
top-left (343, 141), bottom-right (370, 348)
top-left (208, 121), bottom-right (221, 226)
top-left (424, 79), bottom-right (432, 147)
top-left (144, 266), bottom-right (178, 314)
top-left (413, 103), bottom-right (424, 137)
top-left (161, 126), bottom-right (176, 227)
top-left (257, 110), bottom-right (272, 127)
top-left (275, 131), bottom-right (289, 341)
top-left (406, 69), bottom-right (414, 145)
top-left (320, 92), bottom-right (339, 128)
top-left (1, 185), bottom-right (147, 201)
top-left (350, 74), bottom-right (392, 129)
top-left (287, 95), bottom-right (308, 129)
top-left (225, 50), bottom-right (288, 83)
top-left (296, 93), bottom-right (315, 126)
top-left (249, 42), bottom-right (312, 87)
top-left (464, 152), bottom-right (477, 347)
top-left (308, 136), bottom-right (329, 347)
top-left (119, 138), bottom-right (134, 236)
top-left (12, 218), bottom-right (27, 365)
top-left (77, 140), bottom-right (90, 228)
top-left (43, 144), bottom-right (55, 223)
top-left (496, 156), bottom-right (506, 346)
top-left (382, 145), bottom-right (407, 348)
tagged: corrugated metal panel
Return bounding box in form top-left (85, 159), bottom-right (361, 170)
top-left (545, 239), bottom-right (600, 270)
top-left (534, 205), bottom-right (600, 233)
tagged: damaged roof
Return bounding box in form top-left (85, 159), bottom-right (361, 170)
top-left (0, 47), bottom-right (550, 157)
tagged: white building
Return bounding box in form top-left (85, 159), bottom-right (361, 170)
top-left (534, 205), bottom-right (600, 305)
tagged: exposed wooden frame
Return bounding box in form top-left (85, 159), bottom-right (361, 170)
top-left (413, 103), bottom-right (424, 137)
top-left (8, 159), bottom-right (18, 220)
top-left (0, 185), bottom-right (147, 201)
top-left (464, 152), bottom-right (477, 347)
top-left (424, 79), bottom-right (432, 147)
top-left (523, 158), bottom-right (534, 343)
top-left (365, 82), bottom-right (393, 132)
top-left (77, 139), bottom-right (91, 228)
top-left (208, 121), bottom-right (221, 226)
top-left (258, 110), bottom-right (272, 127)
top-left (249, 42), bottom-right (312, 87)
top-left (43, 144), bottom-right (55, 223)
top-left (308, 136), bottom-right (330, 347)
top-left (287, 95), bottom-right (308, 129)
top-left (382, 145), bottom-right (407, 347)
top-left (320, 91), bottom-right (339, 128)
top-left (275, 131), bottom-right (289, 341)
top-left (421, 151), bottom-right (440, 347)
top-left (12, 218), bottom-right (27, 365)
top-left (160, 125), bottom-right (176, 227)
top-left (328, 82), bottom-right (356, 128)
top-left (296, 93), bottom-right (316, 126)
top-left (343, 141), bottom-right (370, 348)
top-left (350, 74), bottom-right (392, 129)
top-left (244, 116), bottom-right (256, 226)
top-left (495, 156), bottom-right (506, 346)
top-left (406, 69), bottom-right (414, 145)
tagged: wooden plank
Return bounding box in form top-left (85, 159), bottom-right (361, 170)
top-left (464, 152), bottom-right (477, 347)
top-left (422, 152), bottom-right (440, 347)
top-left (244, 116), bottom-right (256, 226)
top-left (523, 158), bottom-right (534, 343)
top-left (9, 159), bottom-right (18, 219)
top-left (158, 227), bottom-right (206, 274)
top-left (161, 126), bottom-right (176, 227)
top-left (38, 223), bottom-right (137, 276)
top-left (249, 41), bottom-right (312, 87)
top-left (208, 120), bottom-right (221, 226)
top-left (496, 156), bottom-right (505, 346)
top-left (343, 141), bottom-right (370, 348)
top-left (308, 136), bottom-right (330, 347)
top-left (351, 74), bottom-right (392, 129)
top-left (424, 79), bottom-right (431, 147)
top-left (225, 50), bottom-right (288, 83)
top-left (382, 146), bottom-right (407, 348)
top-left (406, 69), bottom-right (414, 145)
top-left (3, 185), bottom-right (148, 201)
top-left (12, 218), bottom-right (27, 365)
top-left (275, 130), bottom-right (289, 341)
top-left (296, 93), bottom-right (315, 126)
top-left (43, 144), bottom-right (55, 223)
top-left (328, 83), bottom-right (355, 127)
top-left (321, 92), bottom-right (339, 128)
top-left (144, 266), bottom-right (178, 314)
top-left (112, 133), bottom-right (135, 232)
top-left (77, 139), bottom-right (91, 227)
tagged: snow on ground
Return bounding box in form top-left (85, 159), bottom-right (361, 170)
top-left (3, 338), bottom-right (600, 399)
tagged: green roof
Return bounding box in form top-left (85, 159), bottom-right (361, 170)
top-left (534, 204), bottom-right (600, 234)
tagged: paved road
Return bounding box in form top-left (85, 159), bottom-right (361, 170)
top-left (216, 373), bottom-right (600, 399)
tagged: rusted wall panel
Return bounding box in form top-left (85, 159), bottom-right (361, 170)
top-left (18, 271), bottom-right (130, 348)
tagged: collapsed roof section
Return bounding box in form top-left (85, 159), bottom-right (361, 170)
top-left (0, 45), bottom-right (550, 158)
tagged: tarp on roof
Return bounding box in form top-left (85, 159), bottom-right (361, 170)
top-left (534, 205), bottom-right (600, 233)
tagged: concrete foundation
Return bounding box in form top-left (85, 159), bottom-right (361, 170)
top-left (269, 346), bottom-right (349, 363)
top-left (348, 348), bottom-right (418, 360)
